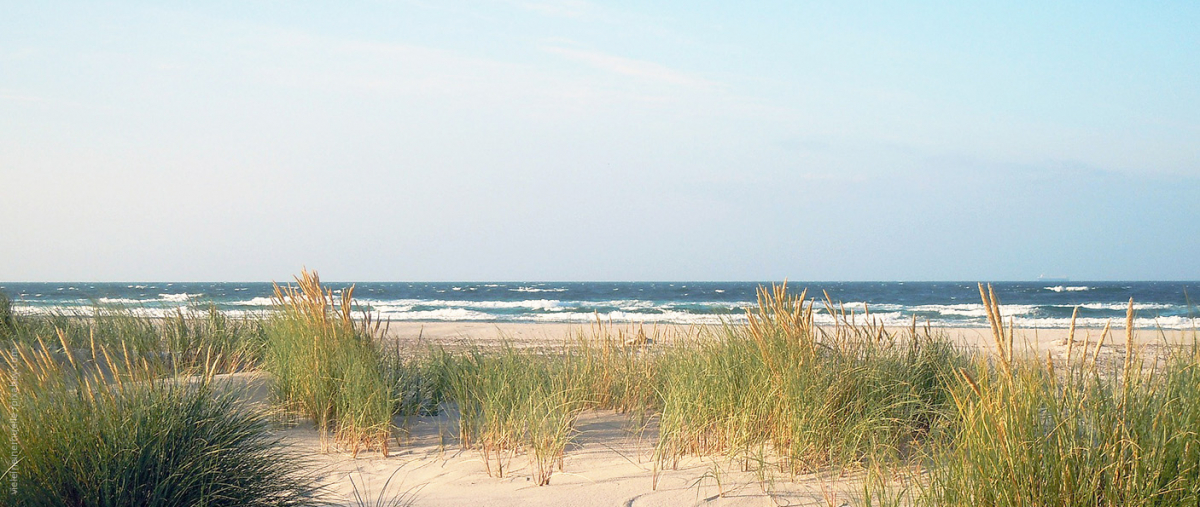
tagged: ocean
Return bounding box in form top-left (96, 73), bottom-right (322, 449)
top-left (1, 281), bottom-right (1197, 330)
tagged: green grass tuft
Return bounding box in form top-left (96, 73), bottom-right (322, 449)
top-left (0, 342), bottom-right (319, 507)
top-left (263, 270), bottom-right (394, 457)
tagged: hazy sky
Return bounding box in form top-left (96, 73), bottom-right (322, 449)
top-left (2, 1), bottom-right (1198, 282)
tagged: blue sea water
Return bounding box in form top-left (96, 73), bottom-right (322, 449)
top-left (1, 281), bottom-right (1197, 329)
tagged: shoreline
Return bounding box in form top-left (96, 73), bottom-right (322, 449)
top-left (384, 321), bottom-right (1200, 360)
top-left (381, 321), bottom-right (1198, 350)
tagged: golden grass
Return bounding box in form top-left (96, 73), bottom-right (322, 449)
top-left (265, 269), bottom-right (393, 457)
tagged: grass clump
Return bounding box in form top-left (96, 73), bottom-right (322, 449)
top-left (0, 291), bottom-right (265, 376)
top-left (446, 345), bottom-right (586, 485)
top-left (160, 305), bottom-right (268, 372)
top-left (566, 322), bottom-right (664, 421)
top-left (382, 344), bottom-right (452, 421)
top-left (2, 306), bottom-right (162, 359)
top-left (0, 341), bottom-right (318, 507)
top-left (0, 290), bottom-right (13, 332)
top-left (438, 323), bottom-right (667, 485)
top-left (922, 288), bottom-right (1200, 506)
top-left (653, 283), bottom-right (962, 481)
top-left (264, 270), bottom-right (394, 456)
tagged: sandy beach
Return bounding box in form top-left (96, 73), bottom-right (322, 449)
top-left (382, 320), bottom-right (1196, 352)
top-left (289, 407), bottom-right (873, 507)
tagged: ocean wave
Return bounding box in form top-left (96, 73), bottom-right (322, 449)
top-left (904, 303), bottom-right (1040, 317)
top-left (232, 297), bottom-right (278, 306)
top-left (510, 287), bottom-right (568, 293)
top-left (1073, 302), bottom-right (1177, 311)
top-left (1010, 315), bottom-right (1199, 330)
top-left (97, 297), bottom-right (145, 305)
top-left (159, 293), bottom-right (202, 302)
top-left (525, 311), bottom-right (744, 325)
top-left (1046, 286), bottom-right (1090, 292)
top-left (356, 298), bottom-right (750, 315)
top-left (376, 308), bottom-right (495, 321)
top-left (357, 298), bottom-right (564, 311)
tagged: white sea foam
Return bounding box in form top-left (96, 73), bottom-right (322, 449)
top-left (1046, 286), bottom-right (1090, 292)
top-left (159, 293), bottom-right (201, 302)
top-left (903, 303), bottom-right (1040, 317)
top-left (232, 297), bottom-right (277, 306)
top-left (98, 298), bottom-right (145, 305)
top-left (17, 305), bottom-right (193, 319)
top-left (376, 308), bottom-right (494, 321)
top-left (359, 299), bottom-right (565, 311)
top-left (815, 302), bottom-right (906, 314)
top-left (1010, 315), bottom-right (1198, 330)
top-left (526, 311), bottom-right (744, 325)
top-left (1073, 302), bottom-right (1177, 311)
top-left (455, 299), bottom-right (563, 310)
top-left (510, 287), bottom-right (568, 293)
top-left (365, 304), bottom-right (416, 314)
top-left (810, 311), bottom-right (912, 327)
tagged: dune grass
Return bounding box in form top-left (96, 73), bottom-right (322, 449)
top-left (920, 287), bottom-right (1200, 506)
top-left (425, 321), bottom-right (671, 485)
top-left (414, 289), bottom-right (964, 489)
top-left (0, 290), bottom-right (14, 331)
top-left (442, 345), bottom-right (584, 484)
top-left (160, 305), bottom-right (268, 372)
top-left (651, 283), bottom-right (963, 487)
top-left (566, 322), bottom-right (665, 421)
top-left (0, 299), bottom-right (265, 375)
top-left (263, 270), bottom-right (394, 457)
top-left (0, 339), bottom-right (319, 507)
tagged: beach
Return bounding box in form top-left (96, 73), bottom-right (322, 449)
top-left (382, 320), bottom-right (1197, 352)
top-left (6, 284), bottom-right (1198, 506)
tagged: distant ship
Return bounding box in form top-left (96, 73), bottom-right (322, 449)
top-left (1038, 274), bottom-right (1070, 282)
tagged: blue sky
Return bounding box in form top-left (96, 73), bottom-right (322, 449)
top-left (1, 1), bottom-right (1197, 281)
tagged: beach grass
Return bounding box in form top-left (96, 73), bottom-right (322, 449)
top-left (919, 287), bottom-right (1200, 506)
top-left (651, 283), bottom-right (963, 485)
top-left (0, 340), bottom-right (319, 507)
top-left (0, 299), bottom-right (265, 375)
top-left (443, 344), bottom-right (586, 484)
top-left (160, 304), bottom-right (268, 372)
top-left (263, 270), bottom-right (394, 457)
top-left (422, 321), bottom-right (673, 485)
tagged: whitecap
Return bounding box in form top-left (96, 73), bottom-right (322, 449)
top-left (511, 287), bottom-right (568, 293)
top-left (1046, 286), bottom-right (1090, 292)
top-left (231, 297), bottom-right (277, 306)
top-left (158, 293), bottom-right (201, 302)
top-left (376, 308), bottom-right (494, 321)
top-left (98, 297), bottom-right (145, 305)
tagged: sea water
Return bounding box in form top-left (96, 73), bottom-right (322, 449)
top-left (1, 281), bottom-right (1196, 329)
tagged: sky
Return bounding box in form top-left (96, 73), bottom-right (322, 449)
top-left (1, 1), bottom-right (1198, 282)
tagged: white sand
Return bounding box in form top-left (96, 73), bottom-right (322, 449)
top-left (286, 409), bottom-right (876, 507)
top-left (382, 321), bottom-right (1195, 354)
